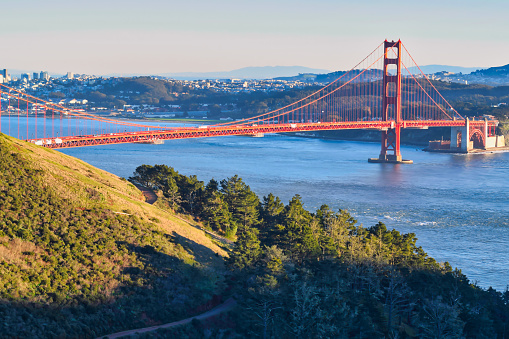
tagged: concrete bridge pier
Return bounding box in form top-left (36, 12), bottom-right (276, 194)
top-left (368, 125), bottom-right (413, 164)
top-left (450, 118), bottom-right (505, 152)
top-left (450, 118), bottom-right (469, 152)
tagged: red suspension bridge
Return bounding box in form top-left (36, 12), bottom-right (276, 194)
top-left (0, 40), bottom-right (501, 163)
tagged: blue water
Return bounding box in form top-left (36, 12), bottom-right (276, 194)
top-left (2, 117), bottom-right (508, 290)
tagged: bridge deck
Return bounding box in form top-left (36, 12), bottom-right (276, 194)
top-left (27, 119), bottom-right (495, 149)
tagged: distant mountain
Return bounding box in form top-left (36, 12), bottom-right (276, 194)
top-left (161, 66), bottom-right (332, 80)
top-left (407, 65), bottom-right (483, 75)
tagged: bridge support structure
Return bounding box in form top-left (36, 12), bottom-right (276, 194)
top-left (450, 118), bottom-right (505, 152)
top-left (369, 40), bottom-right (413, 164)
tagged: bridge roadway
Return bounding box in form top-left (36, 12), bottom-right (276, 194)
top-left (27, 119), bottom-right (493, 149)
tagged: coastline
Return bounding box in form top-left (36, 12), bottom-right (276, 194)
top-left (424, 146), bottom-right (509, 154)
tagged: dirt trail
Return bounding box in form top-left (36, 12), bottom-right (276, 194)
top-left (98, 297), bottom-right (237, 338)
top-left (134, 184), bottom-right (158, 204)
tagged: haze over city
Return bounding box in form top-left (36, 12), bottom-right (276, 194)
top-left (1, 0), bottom-right (508, 75)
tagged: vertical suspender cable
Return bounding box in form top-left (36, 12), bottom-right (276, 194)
top-left (26, 98), bottom-right (29, 140)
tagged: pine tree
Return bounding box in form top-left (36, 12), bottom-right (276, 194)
top-left (220, 175), bottom-right (260, 229)
top-left (161, 176), bottom-right (181, 211)
top-left (227, 227), bottom-right (262, 270)
top-left (258, 193), bottom-right (285, 244)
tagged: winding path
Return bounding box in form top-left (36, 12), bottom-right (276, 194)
top-left (134, 184), bottom-right (158, 204)
top-left (98, 297), bottom-right (236, 338)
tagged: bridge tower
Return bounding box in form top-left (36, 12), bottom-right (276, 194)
top-left (369, 40), bottom-right (412, 164)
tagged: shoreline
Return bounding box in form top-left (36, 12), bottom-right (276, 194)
top-left (424, 146), bottom-right (509, 154)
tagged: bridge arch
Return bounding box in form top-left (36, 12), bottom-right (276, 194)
top-left (469, 129), bottom-right (485, 149)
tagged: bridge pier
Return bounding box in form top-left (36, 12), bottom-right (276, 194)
top-left (449, 118), bottom-right (505, 152)
top-left (450, 118), bottom-right (469, 152)
top-left (368, 125), bottom-right (413, 164)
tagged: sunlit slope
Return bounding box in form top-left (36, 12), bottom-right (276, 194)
top-left (0, 133), bottom-right (226, 338)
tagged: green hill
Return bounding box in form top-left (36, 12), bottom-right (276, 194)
top-left (0, 133), bottom-right (227, 338)
top-left (471, 64), bottom-right (509, 77)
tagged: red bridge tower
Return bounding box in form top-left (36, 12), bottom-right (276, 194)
top-left (369, 40), bottom-right (413, 164)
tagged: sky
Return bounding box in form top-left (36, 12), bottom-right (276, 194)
top-left (1, 0), bottom-right (508, 75)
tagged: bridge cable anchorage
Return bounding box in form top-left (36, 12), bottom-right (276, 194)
top-left (0, 40), bottom-right (499, 156)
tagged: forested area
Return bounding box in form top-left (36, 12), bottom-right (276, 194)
top-left (130, 164), bottom-right (509, 338)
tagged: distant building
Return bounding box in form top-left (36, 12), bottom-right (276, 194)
top-left (40, 71), bottom-right (49, 81)
top-left (1, 69), bottom-right (8, 83)
top-left (21, 73), bottom-right (31, 82)
top-left (66, 72), bottom-right (74, 79)
top-left (33, 72), bottom-right (39, 80)
top-left (0, 74), bottom-right (3, 83)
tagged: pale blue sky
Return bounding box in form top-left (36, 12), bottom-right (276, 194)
top-left (1, 0), bottom-right (508, 75)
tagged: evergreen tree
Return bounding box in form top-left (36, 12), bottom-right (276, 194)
top-left (227, 227), bottom-right (262, 270)
top-left (202, 190), bottom-right (236, 237)
top-left (161, 176), bottom-right (181, 211)
top-left (258, 193), bottom-right (285, 244)
top-left (177, 174), bottom-right (204, 214)
top-left (280, 195), bottom-right (320, 262)
top-left (220, 175), bottom-right (260, 229)
top-left (129, 164), bottom-right (158, 188)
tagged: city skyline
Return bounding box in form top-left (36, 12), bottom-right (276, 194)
top-left (1, 0), bottom-right (508, 75)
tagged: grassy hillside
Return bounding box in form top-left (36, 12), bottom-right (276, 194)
top-left (0, 133), bottom-right (227, 338)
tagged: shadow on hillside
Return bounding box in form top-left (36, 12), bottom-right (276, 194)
top-left (0, 239), bottom-right (226, 339)
top-left (171, 231), bottom-right (226, 270)
top-left (0, 223), bottom-right (228, 338)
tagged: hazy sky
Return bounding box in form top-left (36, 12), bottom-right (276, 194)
top-left (1, 0), bottom-right (508, 75)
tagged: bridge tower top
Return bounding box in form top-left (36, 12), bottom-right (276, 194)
top-left (383, 39), bottom-right (402, 124)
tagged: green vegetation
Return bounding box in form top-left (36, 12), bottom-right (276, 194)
top-left (0, 134), bottom-right (225, 338)
top-left (130, 164), bottom-right (509, 338)
top-left (129, 165), bottom-right (260, 239)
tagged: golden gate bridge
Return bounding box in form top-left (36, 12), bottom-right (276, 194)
top-left (0, 40), bottom-right (500, 163)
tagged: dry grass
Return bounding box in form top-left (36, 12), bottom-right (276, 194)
top-left (0, 237), bottom-right (45, 269)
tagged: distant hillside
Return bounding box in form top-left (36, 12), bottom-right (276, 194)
top-left (0, 133), bottom-right (226, 338)
top-left (163, 66), bottom-right (331, 80)
top-left (274, 69), bottom-right (383, 83)
top-left (276, 65), bottom-right (491, 84)
top-left (470, 64), bottom-right (509, 77)
top-left (408, 65), bottom-right (483, 75)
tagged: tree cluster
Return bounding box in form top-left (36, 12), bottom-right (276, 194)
top-left (129, 165), bottom-right (260, 238)
top-left (226, 201), bottom-right (509, 338)
top-left (128, 163), bottom-right (509, 338)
